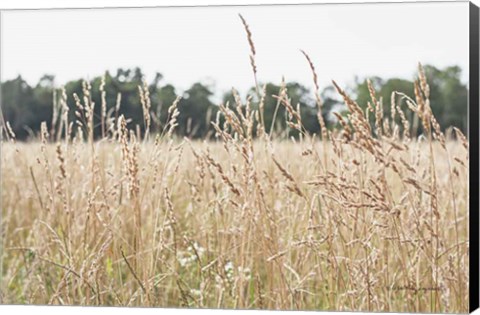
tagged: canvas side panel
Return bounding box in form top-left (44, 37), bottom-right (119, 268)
top-left (470, 1), bottom-right (480, 313)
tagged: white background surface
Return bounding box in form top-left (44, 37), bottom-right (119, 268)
top-left (0, 1), bottom-right (479, 315)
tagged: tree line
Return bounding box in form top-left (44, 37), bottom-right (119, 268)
top-left (0, 64), bottom-right (468, 141)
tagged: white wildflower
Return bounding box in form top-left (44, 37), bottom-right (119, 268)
top-left (190, 289), bottom-right (202, 298)
top-left (224, 261), bottom-right (234, 282)
top-left (238, 266), bottom-right (252, 281)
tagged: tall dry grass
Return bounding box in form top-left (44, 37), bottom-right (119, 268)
top-left (0, 17), bottom-right (470, 313)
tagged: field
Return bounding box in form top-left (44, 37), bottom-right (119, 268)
top-left (0, 64), bottom-right (470, 313)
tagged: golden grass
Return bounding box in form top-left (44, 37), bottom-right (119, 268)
top-left (0, 16), bottom-right (470, 311)
top-left (0, 94), bottom-right (469, 312)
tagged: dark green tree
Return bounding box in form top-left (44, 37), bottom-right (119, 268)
top-left (179, 83), bottom-right (217, 138)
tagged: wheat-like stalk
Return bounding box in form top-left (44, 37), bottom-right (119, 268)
top-left (0, 19), bottom-right (469, 315)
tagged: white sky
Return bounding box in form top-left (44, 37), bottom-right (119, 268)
top-left (0, 2), bottom-right (470, 100)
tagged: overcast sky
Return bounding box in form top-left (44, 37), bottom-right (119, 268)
top-left (0, 2), bottom-right (469, 100)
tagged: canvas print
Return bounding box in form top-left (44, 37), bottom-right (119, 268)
top-left (0, 1), bottom-right (478, 313)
